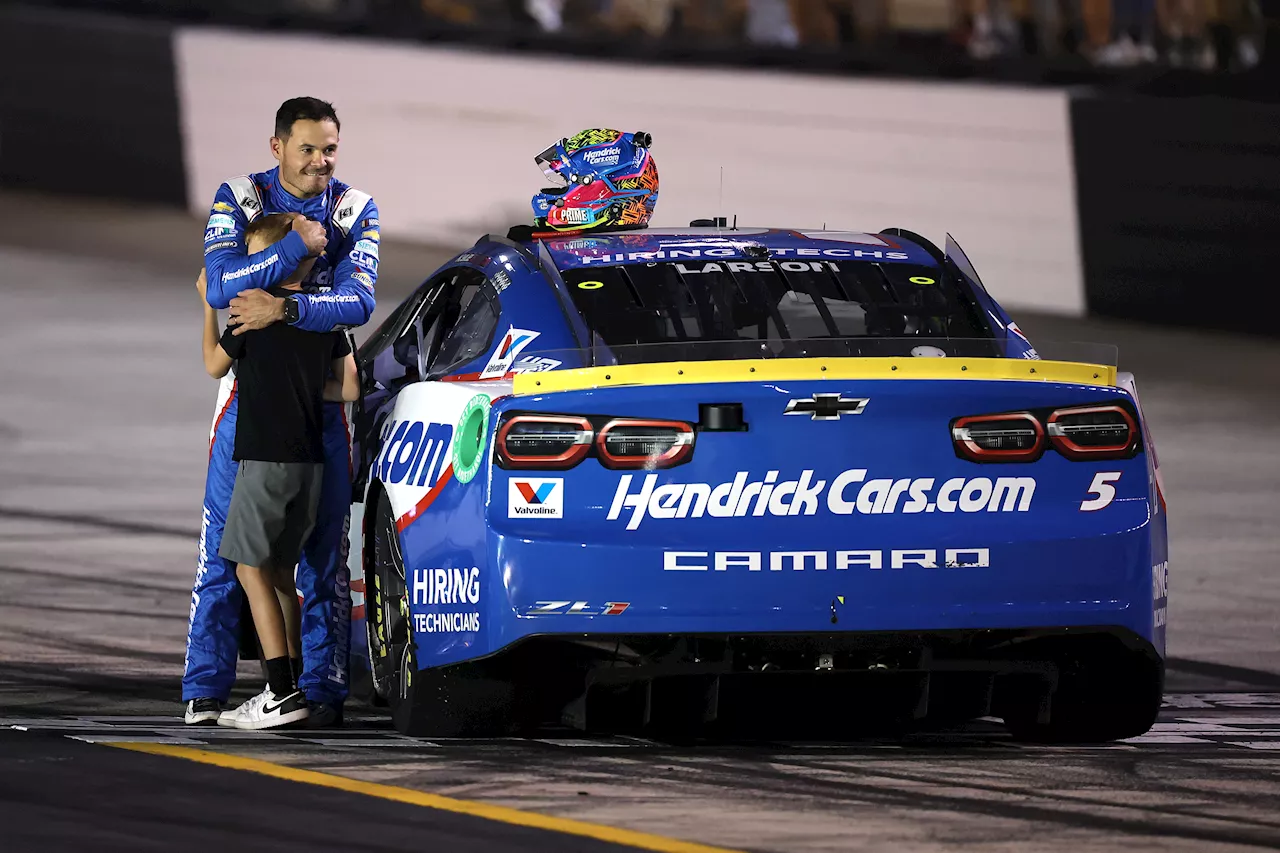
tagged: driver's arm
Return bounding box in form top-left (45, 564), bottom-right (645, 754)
top-left (290, 196), bottom-right (379, 332)
top-left (202, 182), bottom-right (309, 309)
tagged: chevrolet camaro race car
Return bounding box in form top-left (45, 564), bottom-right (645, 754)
top-left (342, 225), bottom-right (1169, 743)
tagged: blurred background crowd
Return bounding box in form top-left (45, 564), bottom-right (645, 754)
top-left (414, 0), bottom-right (1269, 71)
top-left (28, 0), bottom-right (1274, 77)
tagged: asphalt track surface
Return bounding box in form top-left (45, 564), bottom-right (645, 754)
top-left (2, 190), bottom-right (1280, 852)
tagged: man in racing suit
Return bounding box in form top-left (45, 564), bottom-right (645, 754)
top-left (183, 97), bottom-right (379, 727)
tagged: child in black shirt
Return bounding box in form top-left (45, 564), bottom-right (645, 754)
top-left (198, 212), bottom-right (358, 729)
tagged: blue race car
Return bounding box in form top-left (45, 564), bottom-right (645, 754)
top-left (345, 224), bottom-right (1169, 743)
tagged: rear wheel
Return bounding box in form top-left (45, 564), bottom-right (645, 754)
top-left (365, 494), bottom-right (410, 716)
top-left (997, 637), bottom-right (1163, 743)
top-left (366, 492), bottom-right (518, 737)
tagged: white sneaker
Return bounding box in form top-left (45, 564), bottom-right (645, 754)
top-left (218, 682), bottom-right (270, 726)
top-left (229, 687), bottom-right (310, 730)
top-left (184, 698), bottom-right (224, 725)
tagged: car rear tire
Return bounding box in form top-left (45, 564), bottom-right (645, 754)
top-left (998, 638), bottom-right (1163, 743)
top-left (367, 492), bottom-right (518, 738)
top-left (365, 493), bottom-right (409, 712)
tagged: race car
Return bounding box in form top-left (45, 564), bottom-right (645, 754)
top-left (344, 224), bottom-right (1169, 743)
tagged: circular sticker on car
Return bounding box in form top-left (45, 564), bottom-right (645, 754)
top-left (452, 394), bottom-right (491, 484)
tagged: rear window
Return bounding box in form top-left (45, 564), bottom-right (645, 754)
top-left (560, 258), bottom-right (990, 354)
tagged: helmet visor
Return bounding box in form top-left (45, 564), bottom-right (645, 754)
top-left (535, 141), bottom-right (569, 188)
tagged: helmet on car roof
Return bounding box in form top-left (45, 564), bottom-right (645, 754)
top-left (531, 129), bottom-right (658, 234)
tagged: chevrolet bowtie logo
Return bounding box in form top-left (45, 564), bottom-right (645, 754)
top-left (784, 394), bottom-right (869, 420)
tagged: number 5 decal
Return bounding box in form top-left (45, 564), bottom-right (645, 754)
top-left (1081, 472), bottom-right (1122, 511)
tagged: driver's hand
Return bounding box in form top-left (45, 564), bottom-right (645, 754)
top-left (291, 217), bottom-right (328, 257)
top-left (228, 289), bottom-right (286, 334)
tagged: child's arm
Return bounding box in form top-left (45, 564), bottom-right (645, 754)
top-left (197, 270), bottom-right (235, 378)
top-left (323, 353), bottom-right (360, 402)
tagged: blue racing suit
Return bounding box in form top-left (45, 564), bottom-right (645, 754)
top-left (183, 167), bottom-right (379, 706)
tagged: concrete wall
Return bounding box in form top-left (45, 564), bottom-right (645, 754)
top-left (1071, 93), bottom-right (1280, 336)
top-left (0, 7), bottom-right (186, 205)
top-left (174, 28), bottom-right (1086, 315)
top-left (10, 8), bottom-right (1280, 333)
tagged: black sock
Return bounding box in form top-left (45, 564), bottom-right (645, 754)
top-left (291, 657), bottom-right (303, 683)
top-left (265, 657), bottom-right (294, 697)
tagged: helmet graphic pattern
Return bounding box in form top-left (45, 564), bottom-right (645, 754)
top-left (531, 129), bottom-right (659, 234)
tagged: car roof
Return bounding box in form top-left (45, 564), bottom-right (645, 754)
top-left (523, 227), bottom-right (942, 272)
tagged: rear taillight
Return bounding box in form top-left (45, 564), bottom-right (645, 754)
top-left (951, 413), bottom-right (1044, 463)
top-left (1047, 405), bottom-right (1137, 460)
top-left (495, 415), bottom-right (592, 469)
top-left (951, 403), bottom-right (1140, 463)
top-left (495, 413), bottom-right (696, 470)
top-left (597, 419), bottom-right (695, 469)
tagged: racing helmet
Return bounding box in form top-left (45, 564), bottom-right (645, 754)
top-left (531, 129), bottom-right (659, 233)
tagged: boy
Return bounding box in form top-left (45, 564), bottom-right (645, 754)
top-left (197, 212), bottom-right (359, 730)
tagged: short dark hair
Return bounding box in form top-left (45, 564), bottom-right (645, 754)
top-left (274, 97), bottom-right (340, 139)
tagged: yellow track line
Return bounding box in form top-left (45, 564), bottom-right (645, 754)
top-left (106, 742), bottom-right (745, 853)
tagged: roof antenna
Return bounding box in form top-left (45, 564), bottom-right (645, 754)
top-left (718, 166), bottom-right (724, 234)
top-left (732, 213), bottom-right (738, 231)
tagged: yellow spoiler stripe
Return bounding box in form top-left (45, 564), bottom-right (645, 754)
top-left (514, 357), bottom-right (1116, 396)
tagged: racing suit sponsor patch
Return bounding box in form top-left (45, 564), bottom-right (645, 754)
top-left (222, 254), bottom-right (279, 283)
top-left (349, 242), bottom-right (378, 272)
top-left (327, 573), bottom-right (350, 687)
top-left (184, 505), bottom-right (214, 676)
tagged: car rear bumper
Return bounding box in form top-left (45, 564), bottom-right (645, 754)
top-left (478, 523), bottom-right (1162, 655)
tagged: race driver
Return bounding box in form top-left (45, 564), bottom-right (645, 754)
top-left (183, 96), bottom-right (379, 728)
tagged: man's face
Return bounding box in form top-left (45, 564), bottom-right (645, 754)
top-left (271, 119), bottom-right (339, 198)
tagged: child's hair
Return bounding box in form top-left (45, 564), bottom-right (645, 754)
top-left (244, 213), bottom-right (299, 249)
top-left (244, 213), bottom-right (315, 286)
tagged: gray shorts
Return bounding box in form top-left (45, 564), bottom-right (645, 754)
top-left (218, 460), bottom-right (324, 570)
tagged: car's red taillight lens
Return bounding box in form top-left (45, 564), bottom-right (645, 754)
top-left (1047, 405), bottom-right (1137, 460)
top-left (496, 415), bottom-right (593, 469)
top-left (951, 413), bottom-right (1044, 463)
top-left (596, 418), bottom-right (695, 469)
